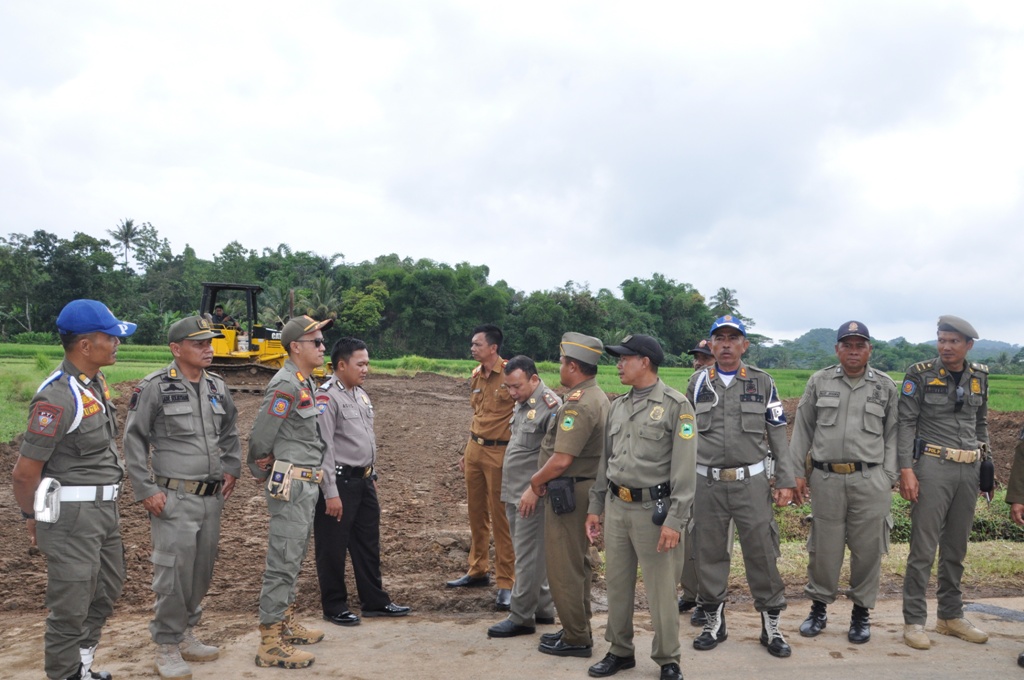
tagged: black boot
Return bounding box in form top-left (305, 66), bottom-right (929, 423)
top-left (848, 604), bottom-right (870, 644)
top-left (760, 609), bottom-right (792, 658)
top-left (799, 600), bottom-right (827, 637)
top-left (693, 602), bottom-right (727, 651)
top-left (690, 604), bottom-right (707, 627)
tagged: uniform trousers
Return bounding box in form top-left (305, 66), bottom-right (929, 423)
top-left (805, 466), bottom-right (891, 608)
top-left (680, 518), bottom-right (734, 601)
top-left (902, 454), bottom-right (980, 624)
top-left (313, 478), bottom-right (391, 615)
top-left (464, 439), bottom-right (514, 587)
top-left (149, 488), bottom-right (223, 643)
top-left (544, 478), bottom-right (594, 647)
top-left (259, 479), bottom-right (318, 625)
top-left (36, 501), bottom-right (124, 680)
top-left (604, 494), bottom-right (681, 666)
top-left (504, 501), bottom-right (554, 625)
top-left (694, 472), bottom-right (786, 612)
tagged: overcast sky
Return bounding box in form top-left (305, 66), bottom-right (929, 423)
top-left (2, 1), bottom-right (1022, 344)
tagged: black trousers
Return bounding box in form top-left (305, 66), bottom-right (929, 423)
top-left (313, 477), bottom-right (390, 614)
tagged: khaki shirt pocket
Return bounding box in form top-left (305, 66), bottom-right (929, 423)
top-left (863, 401), bottom-right (885, 435)
top-left (161, 401), bottom-right (195, 437)
top-left (694, 401), bottom-right (713, 432)
top-left (740, 400), bottom-right (765, 434)
top-left (636, 424), bottom-right (668, 461)
top-left (923, 391), bottom-right (949, 406)
top-left (75, 410), bottom-right (110, 454)
top-left (608, 422), bottom-right (623, 448)
top-left (815, 395), bottom-right (841, 427)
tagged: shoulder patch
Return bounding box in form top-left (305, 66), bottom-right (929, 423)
top-left (315, 394), bottom-right (330, 414)
top-left (270, 391), bottom-right (293, 418)
top-left (28, 402), bottom-right (63, 437)
top-left (567, 389), bottom-right (583, 401)
top-left (678, 413), bottom-right (695, 439)
top-left (543, 392), bottom-right (558, 408)
top-left (128, 387), bottom-right (142, 411)
top-left (560, 415), bottom-right (575, 431)
top-left (901, 379), bottom-right (917, 396)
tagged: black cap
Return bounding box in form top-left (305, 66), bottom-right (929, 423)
top-left (836, 320), bottom-right (870, 342)
top-left (604, 334), bottom-right (665, 367)
top-left (687, 339), bottom-right (713, 357)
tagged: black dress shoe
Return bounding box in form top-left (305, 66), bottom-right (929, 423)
top-left (678, 598), bottom-right (697, 613)
top-left (588, 652), bottom-right (636, 677)
top-left (540, 629), bottom-right (564, 644)
top-left (539, 638), bottom-right (593, 658)
top-left (690, 606), bottom-right (707, 627)
top-left (446, 574), bottom-right (490, 588)
top-left (323, 610), bottom-right (361, 626)
top-left (848, 604), bottom-right (870, 644)
top-left (660, 663), bottom-right (683, 680)
top-left (488, 618), bottom-right (536, 638)
top-left (799, 601), bottom-right (827, 638)
top-left (495, 588), bottom-right (511, 610)
top-left (362, 602), bottom-right (411, 617)
top-left (760, 610), bottom-right (792, 658)
top-left (536, 615), bottom-right (556, 625)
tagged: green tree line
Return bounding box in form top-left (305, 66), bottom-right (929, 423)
top-left (0, 223), bottom-right (751, 364)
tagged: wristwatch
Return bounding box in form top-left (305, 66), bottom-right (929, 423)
top-left (20, 510), bottom-right (35, 520)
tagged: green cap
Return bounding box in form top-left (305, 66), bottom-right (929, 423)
top-left (168, 316), bottom-right (224, 344)
top-left (559, 332), bottom-right (604, 365)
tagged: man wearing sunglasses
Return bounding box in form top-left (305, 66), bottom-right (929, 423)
top-left (124, 316), bottom-right (242, 679)
top-left (898, 315), bottom-right (990, 651)
top-left (248, 315), bottom-right (334, 669)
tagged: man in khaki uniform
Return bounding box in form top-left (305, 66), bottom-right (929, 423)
top-left (487, 355), bottom-right (560, 639)
top-left (687, 315), bottom-right (797, 658)
top-left (124, 316), bottom-right (242, 678)
top-left (679, 339), bottom-right (715, 622)
top-left (248, 315), bottom-right (333, 668)
top-left (899, 315), bottom-right (990, 650)
top-left (447, 324), bottom-right (516, 610)
top-left (586, 335), bottom-right (695, 680)
top-left (1007, 426), bottom-right (1024, 668)
top-left (531, 332), bottom-right (610, 659)
top-left (788, 321), bottom-right (898, 645)
top-left (12, 299), bottom-right (135, 680)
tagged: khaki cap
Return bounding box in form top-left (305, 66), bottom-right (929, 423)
top-left (168, 316), bottom-right (224, 344)
top-left (559, 332), bottom-right (604, 365)
top-left (937, 315), bottom-right (978, 339)
top-left (281, 315), bottom-right (334, 347)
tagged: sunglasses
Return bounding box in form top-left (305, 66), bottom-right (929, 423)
top-left (295, 338), bottom-right (326, 348)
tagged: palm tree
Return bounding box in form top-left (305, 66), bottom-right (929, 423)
top-left (108, 218), bottom-right (140, 270)
top-left (709, 287), bottom-right (740, 317)
top-left (301, 274), bottom-right (342, 320)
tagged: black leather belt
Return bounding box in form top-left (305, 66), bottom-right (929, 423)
top-left (470, 434), bottom-right (509, 447)
top-left (155, 476), bottom-right (222, 496)
top-left (336, 464), bottom-right (374, 479)
top-left (811, 460), bottom-right (878, 474)
top-left (608, 480), bottom-right (670, 503)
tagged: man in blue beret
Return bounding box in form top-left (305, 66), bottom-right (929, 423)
top-left (12, 299), bottom-right (136, 680)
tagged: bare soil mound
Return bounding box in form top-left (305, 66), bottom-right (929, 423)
top-left (1, 374), bottom-right (1021, 619)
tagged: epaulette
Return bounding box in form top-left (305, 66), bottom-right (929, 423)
top-left (706, 367), bottom-right (716, 381)
top-left (206, 369), bottom-right (225, 381)
top-left (970, 362), bottom-right (989, 374)
top-left (567, 388), bottom-right (584, 401)
top-left (868, 367), bottom-right (898, 386)
top-left (163, 366), bottom-right (182, 381)
top-left (742, 363), bottom-right (767, 376)
top-left (662, 384), bottom-right (686, 403)
top-left (910, 359), bottom-right (935, 373)
top-left (543, 391), bottom-right (559, 408)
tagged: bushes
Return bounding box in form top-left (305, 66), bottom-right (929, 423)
top-left (774, 490), bottom-right (1024, 543)
top-left (11, 331), bottom-right (57, 345)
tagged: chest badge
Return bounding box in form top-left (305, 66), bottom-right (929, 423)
top-left (649, 406), bottom-right (664, 421)
top-left (527, 409), bottom-right (536, 420)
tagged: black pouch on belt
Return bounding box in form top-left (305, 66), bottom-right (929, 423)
top-left (547, 477), bottom-right (576, 515)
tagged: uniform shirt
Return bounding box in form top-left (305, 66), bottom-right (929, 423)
top-left (123, 360), bottom-right (242, 502)
top-left (20, 358), bottom-right (123, 485)
top-left (789, 364), bottom-right (898, 482)
top-left (316, 376), bottom-right (376, 500)
top-left (247, 358), bottom-right (326, 478)
top-left (897, 358), bottom-right (989, 469)
top-left (537, 378), bottom-right (610, 479)
top-left (1006, 426), bottom-right (1024, 505)
top-left (686, 362), bottom-right (795, 487)
top-left (469, 358), bottom-right (514, 441)
top-left (589, 379), bottom-right (697, 533)
top-left (500, 381), bottom-right (561, 502)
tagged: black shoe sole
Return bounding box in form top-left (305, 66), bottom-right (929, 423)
top-left (488, 627), bottom-right (536, 638)
top-left (539, 644), bottom-right (593, 658)
top-left (362, 610), bottom-right (410, 618)
top-left (588, 659), bottom-right (637, 677)
top-left (323, 615), bottom-right (361, 627)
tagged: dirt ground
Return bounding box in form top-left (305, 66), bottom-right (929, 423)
top-left (1, 372), bottom-right (1023, 678)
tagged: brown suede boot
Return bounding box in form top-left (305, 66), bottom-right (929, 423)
top-left (282, 605), bottom-right (325, 645)
top-left (255, 622), bottom-right (316, 669)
